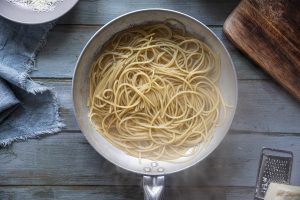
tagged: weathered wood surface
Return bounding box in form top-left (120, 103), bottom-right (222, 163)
top-left (0, 186), bottom-right (254, 200)
top-left (1, 131), bottom-right (300, 187)
top-left (224, 0), bottom-right (300, 100)
top-left (1, 0), bottom-right (300, 199)
top-left (59, 0), bottom-right (240, 26)
top-left (41, 80), bottom-right (300, 133)
top-left (33, 26), bottom-right (267, 80)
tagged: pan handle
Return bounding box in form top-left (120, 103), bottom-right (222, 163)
top-left (143, 176), bottom-right (165, 200)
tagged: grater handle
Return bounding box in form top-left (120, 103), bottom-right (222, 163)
top-left (143, 176), bottom-right (164, 200)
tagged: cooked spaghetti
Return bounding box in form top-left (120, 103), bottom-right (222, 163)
top-left (88, 23), bottom-right (223, 160)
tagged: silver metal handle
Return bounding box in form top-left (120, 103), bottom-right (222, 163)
top-left (143, 176), bottom-right (165, 200)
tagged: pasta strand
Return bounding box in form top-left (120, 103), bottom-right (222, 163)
top-left (88, 23), bottom-right (224, 160)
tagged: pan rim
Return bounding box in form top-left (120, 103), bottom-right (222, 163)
top-left (72, 8), bottom-right (238, 175)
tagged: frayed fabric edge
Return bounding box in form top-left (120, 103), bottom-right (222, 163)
top-left (0, 21), bottom-right (64, 147)
top-left (22, 22), bottom-right (56, 93)
top-left (18, 71), bottom-right (29, 88)
top-left (5, 21), bottom-right (56, 94)
top-left (27, 84), bottom-right (49, 95)
top-left (0, 89), bottom-right (65, 147)
top-left (24, 21), bottom-right (56, 75)
top-left (0, 122), bottom-right (65, 147)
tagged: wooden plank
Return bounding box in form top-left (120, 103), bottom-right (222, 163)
top-left (1, 131), bottom-right (300, 187)
top-left (58, 0), bottom-right (240, 26)
top-left (43, 79), bottom-right (300, 133)
top-left (224, 0), bottom-right (300, 100)
top-left (34, 26), bottom-right (96, 79)
top-left (0, 186), bottom-right (253, 200)
top-left (33, 25), bottom-right (266, 80)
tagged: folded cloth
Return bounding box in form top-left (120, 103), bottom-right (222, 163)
top-left (0, 17), bottom-right (64, 146)
top-left (0, 78), bottom-right (19, 122)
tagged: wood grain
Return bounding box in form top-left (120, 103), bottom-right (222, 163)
top-left (224, 0), bottom-right (300, 100)
top-left (1, 1), bottom-right (300, 199)
top-left (41, 80), bottom-right (300, 133)
top-left (33, 26), bottom-right (266, 80)
top-left (0, 186), bottom-right (254, 200)
top-left (1, 131), bottom-right (300, 187)
top-left (58, 0), bottom-right (240, 26)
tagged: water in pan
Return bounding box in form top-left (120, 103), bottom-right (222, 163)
top-left (7, 0), bottom-right (63, 12)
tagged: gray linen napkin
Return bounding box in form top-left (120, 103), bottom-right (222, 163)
top-left (0, 17), bottom-right (64, 146)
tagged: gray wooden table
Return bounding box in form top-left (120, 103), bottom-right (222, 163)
top-left (1, 1), bottom-right (300, 199)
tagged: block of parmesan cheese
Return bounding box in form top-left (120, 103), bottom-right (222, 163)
top-left (265, 183), bottom-right (300, 200)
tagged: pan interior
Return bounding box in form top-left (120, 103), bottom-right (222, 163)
top-left (73, 9), bottom-right (237, 175)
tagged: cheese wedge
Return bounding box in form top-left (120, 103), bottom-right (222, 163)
top-left (265, 183), bottom-right (300, 200)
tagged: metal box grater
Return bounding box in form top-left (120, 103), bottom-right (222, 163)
top-left (254, 148), bottom-right (293, 200)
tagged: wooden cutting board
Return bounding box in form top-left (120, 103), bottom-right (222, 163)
top-left (224, 0), bottom-right (300, 100)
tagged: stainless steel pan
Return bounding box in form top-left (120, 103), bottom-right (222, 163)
top-left (73, 9), bottom-right (238, 200)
